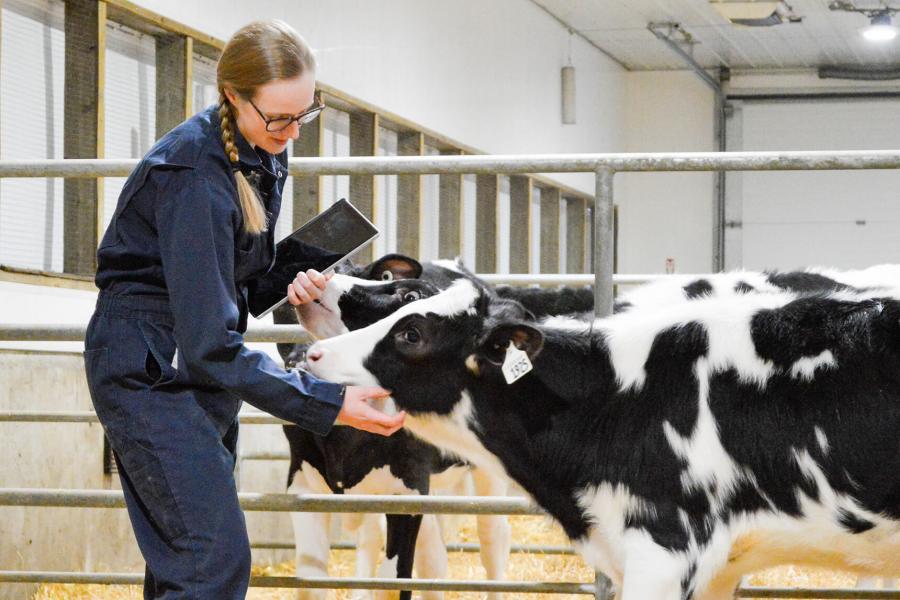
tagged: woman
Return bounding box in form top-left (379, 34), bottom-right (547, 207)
top-left (83, 20), bottom-right (403, 598)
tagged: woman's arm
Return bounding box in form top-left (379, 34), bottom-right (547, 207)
top-left (154, 172), bottom-right (346, 435)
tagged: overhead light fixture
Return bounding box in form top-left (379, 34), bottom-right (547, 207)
top-left (862, 12), bottom-right (897, 42)
top-left (709, 1), bottom-right (802, 26)
top-left (829, 2), bottom-right (898, 42)
top-left (561, 30), bottom-right (576, 125)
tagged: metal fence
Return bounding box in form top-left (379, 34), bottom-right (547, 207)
top-left (3, 151), bottom-right (900, 598)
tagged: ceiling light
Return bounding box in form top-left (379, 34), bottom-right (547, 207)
top-left (709, 1), bottom-right (801, 26)
top-left (862, 12), bottom-right (898, 41)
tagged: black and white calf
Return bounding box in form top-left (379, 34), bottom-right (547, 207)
top-left (304, 278), bottom-right (900, 600)
top-left (277, 258), bottom-right (514, 600)
top-left (615, 264), bottom-right (900, 313)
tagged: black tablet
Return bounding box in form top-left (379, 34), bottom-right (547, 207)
top-left (250, 199), bottom-right (379, 319)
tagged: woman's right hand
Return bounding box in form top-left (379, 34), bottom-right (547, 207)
top-left (337, 386), bottom-right (405, 436)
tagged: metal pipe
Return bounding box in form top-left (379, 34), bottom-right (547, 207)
top-left (241, 451), bottom-right (290, 461)
top-left (0, 571), bottom-right (596, 594)
top-left (819, 66), bottom-right (900, 81)
top-left (0, 324), bottom-right (311, 343)
top-left (0, 488), bottom-right (542, 515)
top-left (0, 411), bottom-right (289, 425)
top-left (476, 273), bottom-right (663, 286)
top-left (593, 168), bottom-right (615, 317)
top-left (251, 540), bottom-right (578, 555)
top-left (735, 588), bottom-right (900, 599)
top-left (2, 572), bottom-right (895, 598)
top-left (713, 75), bottom-right (728, 273)
top-left (3, 151), bottom-right (900, 179)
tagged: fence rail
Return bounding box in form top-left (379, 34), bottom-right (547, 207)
top-left (0, 410), bottom-right (288, 425)
top-left (2, 572), bottom-right (899, 598)
top-left (252, 540), bottom-right (579, 555)
top-left (0, 488), bottom-right (541, 515)
top-left (0, 571), bottom-right (596, 594)
top-left (2, 150), bottom-right (900, 178)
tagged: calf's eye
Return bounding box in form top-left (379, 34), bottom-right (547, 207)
top-left (403, 328), bottom-right (421, 344)
top-left (381, 271), bottom-right (394, 281)
top-left (403, 291), bottom-right (421, 302)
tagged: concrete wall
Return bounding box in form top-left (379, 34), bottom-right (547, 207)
top-left (0, 351), bottom-right (140, 599)
top-left (0, 350), bottom-right (297, 599)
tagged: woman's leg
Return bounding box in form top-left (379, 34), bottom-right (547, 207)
top-left (86, 312), bottom-right (249, 598)
top-left (108, 398), bottom-right (249, 600)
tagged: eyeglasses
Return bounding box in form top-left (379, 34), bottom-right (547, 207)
top-left (248, 92), bottom-right (325, 132)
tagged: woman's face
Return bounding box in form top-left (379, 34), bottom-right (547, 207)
top-left (227, 71), bottom-right (316, 155)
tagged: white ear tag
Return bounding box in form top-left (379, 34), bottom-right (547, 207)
top-left (502, 341), bottom-right (532, 385)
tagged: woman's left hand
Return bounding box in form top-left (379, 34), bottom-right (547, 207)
top-left (287, 269), bottom-right (333, 306)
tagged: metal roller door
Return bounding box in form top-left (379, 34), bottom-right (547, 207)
top-left (725, 97), bottom-right (900, 271)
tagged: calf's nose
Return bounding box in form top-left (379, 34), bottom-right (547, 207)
top-left (307, 349), bottom-right (323, 363)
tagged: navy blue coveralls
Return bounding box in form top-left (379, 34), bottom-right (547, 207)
top-left (83, 106), bottom-right (344, 599)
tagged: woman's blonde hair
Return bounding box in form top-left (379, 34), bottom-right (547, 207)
top-left (217, 20), bottom-right (316, 234)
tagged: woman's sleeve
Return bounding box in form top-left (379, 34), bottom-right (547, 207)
top-left (155, 172), bottom-right (343, 435)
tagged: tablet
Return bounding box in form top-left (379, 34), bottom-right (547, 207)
top-left (249, 199), bottom-right (379, 319)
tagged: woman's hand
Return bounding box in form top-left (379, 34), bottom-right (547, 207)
top-left (287, 269), bottom-right (333, 306)
top-left (337, 386), bottom-right (405, 436)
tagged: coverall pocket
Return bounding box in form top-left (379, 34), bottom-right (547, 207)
top-left (236, 236), bottom-right (271, 283)
top-left (136, 320), bottom-right (178, 389)
top-left (115, 438), bottom-right (189, 543)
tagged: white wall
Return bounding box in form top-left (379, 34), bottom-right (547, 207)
top-left (127, 0), bottom-right (627, 195)
top-left (617, 70), bottom-right (716, 274)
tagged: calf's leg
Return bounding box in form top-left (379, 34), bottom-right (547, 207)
top-left (472, 467), bottom-right (512, 600)
top-left (289, 475), bottom-right (332, 600)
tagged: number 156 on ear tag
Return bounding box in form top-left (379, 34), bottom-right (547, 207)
top-left (502, 342), bottom-right (533, 385)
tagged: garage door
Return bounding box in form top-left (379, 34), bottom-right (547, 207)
top-left (725, 98), bottom-right (900, 271)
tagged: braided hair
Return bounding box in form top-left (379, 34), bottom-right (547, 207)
top-left (218, 96), bottom-right (267, 234)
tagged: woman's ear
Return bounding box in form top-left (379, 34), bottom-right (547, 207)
top-left (223, 86), bottom-right (240, 107)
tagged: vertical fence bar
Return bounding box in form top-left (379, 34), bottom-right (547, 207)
top-left (155, 34), bottom-right (190, 138)
top-left (593, 167), bottom-right (615, 318)
top-left (293, 114), bottom-right (324, 228)
top-left (539, 187), bottom-right (561, 274)
top-left (63, 0), bottom-right (106, 275)
top-left (438, 149), bottom-right (464, 258)
top-left (565, 196), bottom-right (586, 275)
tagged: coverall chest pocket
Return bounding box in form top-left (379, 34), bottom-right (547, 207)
top-left (235, 231), bottom-right (272, 284)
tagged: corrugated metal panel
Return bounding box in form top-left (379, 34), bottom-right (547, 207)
top-left (102, 21), bottom-right (156, 234)
top-left (533, 0), bottom-right (900, 71)
top-left (0, 0), bottom-right (65, 271)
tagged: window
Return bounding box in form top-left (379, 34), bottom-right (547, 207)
top-left (0, 0), bottom-right (65, 271)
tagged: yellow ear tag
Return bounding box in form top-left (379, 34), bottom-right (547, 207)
top-left (502, 341), bottom-right (533, 385)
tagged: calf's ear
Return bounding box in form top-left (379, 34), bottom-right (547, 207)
top-left (477, 323), bottom-right (544, 366)
top-left (363, 254), bottom-right (423, 281)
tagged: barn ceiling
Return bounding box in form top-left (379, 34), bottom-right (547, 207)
top-left (531, 0), bottom-right (900, 71)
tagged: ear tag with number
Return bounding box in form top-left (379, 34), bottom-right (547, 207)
top-left (502, 341), bottom-right (533, 385)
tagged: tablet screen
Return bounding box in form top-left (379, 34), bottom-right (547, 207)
top-left (249, 199), bottom-right (378, 318)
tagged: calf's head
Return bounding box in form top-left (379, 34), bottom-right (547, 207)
top-left (295, 274), bottom-right (441, 339)
top-left (305, 279), bottom-right (544, 416)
